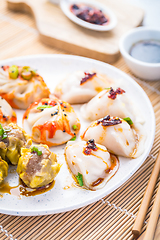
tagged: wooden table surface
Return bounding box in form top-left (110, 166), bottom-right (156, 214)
top-left (0, 0), bottom-right (159, 239)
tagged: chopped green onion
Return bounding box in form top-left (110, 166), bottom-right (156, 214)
top-left (21, 66), bottom-right (36, 80)
top-left (9, 65), bottom-right (19, 79)
top-left (72, 125), bottom-right (78, 131)
top-left (104, 87), bottom-right (111, 90)
top-left (0, 124), bottom-right (11, 140)
top-left (31, 146), bottom-right (42, 156)
top-left (37, 105), bottom-right (53, 110)
top-left (70, 136), bottom-right (76, 141)
top-left (123, 117), bottom-right (133, 125)
top-left (75, 172), bottom-right (83, 186)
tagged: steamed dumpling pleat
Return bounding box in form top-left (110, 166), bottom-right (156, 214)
top-left (81, 115), bottom-right (146, 158)
top-left (23, 97), bottom-right (81, 146)
top-left (65, 139), bottom-right (119, 190)
top-left (81, 87), bottom-right (144, 124)
top-left (53, 71), bottom-right (114, 104)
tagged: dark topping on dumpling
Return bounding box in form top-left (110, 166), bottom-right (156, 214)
top-left (108, 87), bottom-right (125, 100)
top-left (83, 139), bottom-right (98, 155)
top-left (97, 115), bottom-right (122, 126)
top-left (80, 72), bottom-right (96, 85)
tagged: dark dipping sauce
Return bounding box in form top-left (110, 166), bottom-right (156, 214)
top-left (130, 40), bottom-right (160, 63)
top-left (0, 179), bottom-right (55, 198)
top-left (70, 4), bottom-right (109, 25)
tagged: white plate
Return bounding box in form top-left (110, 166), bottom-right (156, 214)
top-left (60, 0), bottom-right (117, 31)
top-left (0, 54), bottom-right (155, 216)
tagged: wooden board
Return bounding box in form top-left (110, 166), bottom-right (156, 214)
top-left (7, 0), bottom-right (144, 63)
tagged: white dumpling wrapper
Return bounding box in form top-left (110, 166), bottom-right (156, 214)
top-left (81, 88), bottom-right (144, 124)
top-left (65, 140), bottom-right (119, 190)
top-left (82, 117), bottom-right (146, 158)
top-left (53, 71), bottom-right (114, 104)
top-left (0, 96), bottom-right (17, 126)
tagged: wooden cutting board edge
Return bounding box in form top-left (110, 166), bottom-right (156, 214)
top-left (6, 0), bottom-right (144, 63)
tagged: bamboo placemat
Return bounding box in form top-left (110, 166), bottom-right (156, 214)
top-left (0, 0), bottom-right (160, 239)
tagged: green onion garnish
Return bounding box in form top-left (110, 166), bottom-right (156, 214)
top-left (75, 172), bottom-right (83, 186)
top-left (37, 105), bottom-right (53, 110)
top-left (70, 136), bottom-right (76, 141)
top-left (31, 146), bottom-right (42, 156)
top-left (123, 117), bottom-right (133, 125)
top-left (72, 125), bottom-right (78, 131)
top-left (0, 124), bottom-right (11, 140)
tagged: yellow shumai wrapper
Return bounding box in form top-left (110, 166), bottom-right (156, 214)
top-left (0, 157), bottom-right (8, 184)
top-left (0, 123), bottom-right (32, 165)
top-left (17, 144), bottom-right (61, 189)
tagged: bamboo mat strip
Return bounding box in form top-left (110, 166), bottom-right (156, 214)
top-left (0, 1), bottom-right (160, 239)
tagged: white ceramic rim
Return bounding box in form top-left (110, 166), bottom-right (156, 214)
top-left (119, 26), bottom-right (160, 67)
top-left (0, 54), bottom-right (155, 216)
top-left (60, 0), bottom-right (117, 31)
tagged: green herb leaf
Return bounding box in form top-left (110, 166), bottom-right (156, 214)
top-left (37, 105), bottom-right (53, 110)
top-left (75, 172), bottom-right (83, 186)
top-left (31, 146), bottom-right (42, 156)
top-left (72, 125), bottom-right (78, 131)
top-left (70, 136), bottom-right (76, 141)
top-left (123, 117), bottom-right (133, 125)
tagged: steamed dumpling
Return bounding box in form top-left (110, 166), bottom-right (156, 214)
top-left (23, 98), bottom-right (81, 146)
top-left (0, 123), bottom-right (32, 165)
top-left (0, 65), bottom-right (50, 109)
top-left (82, 115), bottom-right (146, 158)
top-left (17, 144), bottom-right (60, 189)
top-left (0, 97), bottom-right (17, 126)
top-left (65, 139), bottom-right (119, 190)
top-left (0, 157), bottom-right (8, 184)
top-left (81, 87), bottom-right (144, 123)
top-left (53, 71), bottom-right (114, 104)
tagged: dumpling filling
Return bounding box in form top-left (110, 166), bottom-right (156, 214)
top-left (65, 139), bottom-right (119, 190)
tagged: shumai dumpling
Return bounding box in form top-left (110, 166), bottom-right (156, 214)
top-left (23, 98), bottom-right (81, 146)
top-left (65, 139), bottom-right (119, 190)
top-left (82, 115), bottom-right (146, 158)
top-left (17, 144), bottom-right (60, 189)
top-left (81, 87), bottom-right (144, 124)
top-left (0, 97), bottom-right (17, 126)
top-left (0, 157), bottom-right (8, 184)
top-left (0, 65), bottom-right (50, 109)
top-left (0, 123), bottom-right (32, 165)
top-left (53, 71), bottom-right (113, 104)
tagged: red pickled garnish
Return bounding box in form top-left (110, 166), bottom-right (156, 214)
top-left (70, 4), bottom-right (109, 25)
top-left (97, 115), bottom-right (122, 127)
top-left (83, 139), bottom-right (98, 155)
top-left (108, 87), bottom-right (125, 100)
top-left (80, 72), bottom-right (96, 85)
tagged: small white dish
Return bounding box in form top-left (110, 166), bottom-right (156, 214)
top-left (50, 0), bottom-right (117, 31)
top-left (119, 27), bottom-right (160, 81)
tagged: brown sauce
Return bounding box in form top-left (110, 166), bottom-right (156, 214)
top-left (130, 40), bottom-right (160, 63)
top-left (0, 179), bottom-right (55, 198)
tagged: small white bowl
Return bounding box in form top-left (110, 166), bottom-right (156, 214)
top-left (119, 27), bottom-right (160, 81)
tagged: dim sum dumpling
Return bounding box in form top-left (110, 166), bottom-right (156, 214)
top-left (65, 139), bottom-right (119, 190)
top-left (81, 87), bottom-right (144, 124)
top-left (17, 144), bottom-right (60, 189)
top-left (0, 97), bottom-right (17, 126)
top-left (23, 98), bottom-right (81, 146)
top-left (82, 115), bottom-right (146, 158)
top-left (53, 71), bottom-right (114, 104)
top-left (0, 65), bottom-right (50, 109)
top-left (0, 123), bottom-right (32, 165)
top-left (0, 157), bottom-right (8, 184)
